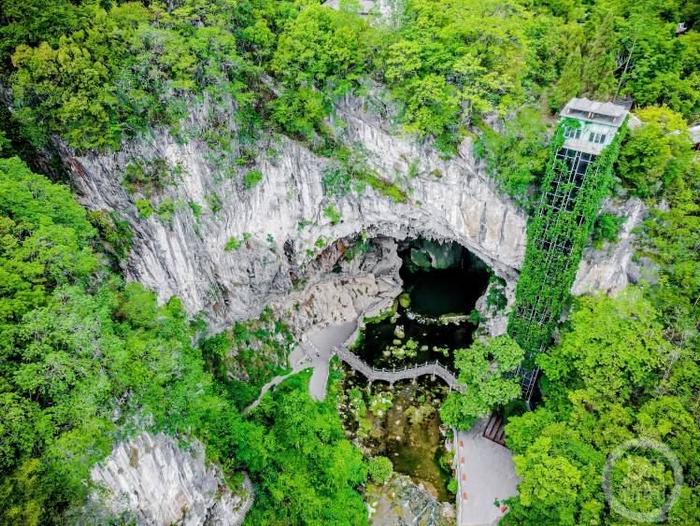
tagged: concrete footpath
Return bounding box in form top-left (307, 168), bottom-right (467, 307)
top-left (454, 420), bottom-right (519, 525)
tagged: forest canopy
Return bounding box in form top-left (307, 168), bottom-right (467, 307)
top-left (1, 0), bottom-right (698, 153)
top-left (0, 0), bottom-right (698, 525)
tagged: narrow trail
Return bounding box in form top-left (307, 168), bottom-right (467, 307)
top-left (242, 365), bottom-right (306, 415)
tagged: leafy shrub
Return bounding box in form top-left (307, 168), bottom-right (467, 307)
top-left (243, 169), bottom-right (264, 189)
top-left (592, 213), bottom-right (624, 248)
top-left (323, 204), bottom-right (341, 225)
top-left (367, 456), bottom-right (393, 484)
top-left (123, 159), bottom-right (173, 196)
top-left (224, 237), bottom-right (242, 251)
top-left (135, 199), bottom-right (153, 219)
top-left (617, 107), bottom-right (694, 198)
top-left (189, 201), bottom-right (203, 220)
top-left (486, 275), bottom-right (508, 312)
top-left (88, 210), bottom-right (134, 261)
top-left (476, 107), bottom-right (550, 207)
top-left (322, 165), bottom-right (353, 197)
top-left (270, 87), bottom-right (328, 140)
top-left (156, 198), bottom-right (177, 225)
top-left (206, 193), bottom-right (223, 214)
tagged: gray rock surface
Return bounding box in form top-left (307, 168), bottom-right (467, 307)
top-left (59, 95), bottom-right (527, 330)
top-left (572, 197), bottom-right (647, 296)
top-left (90, 433), bottom-right (253, 526)
top-left (59, 94), bottom-right (639, 331)
top-left (366, 473), bottom-right (456, 526)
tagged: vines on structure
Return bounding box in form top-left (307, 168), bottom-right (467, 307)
top-left (508, 117), bottom-right (627, 362)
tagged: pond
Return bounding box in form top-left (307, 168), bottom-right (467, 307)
top-left (340, 374), bottom-right (454, 502)
top-left (354, 238), bottom-right (490, 369)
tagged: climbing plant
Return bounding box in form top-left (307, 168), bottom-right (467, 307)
top-left (508, 117), bottom-right (627, 360)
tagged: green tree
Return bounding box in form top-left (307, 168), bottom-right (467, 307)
top-left (538, 289), bottom-right (671, 406)
top-left (476, 107), bottom-right (550, 207)
top-left (503, 288), bottom-right (700, 524)
top-left (617, 106), bottom-right (695, 198)
top-left (243, 372), bottom-right (369, 525)
top-left (440, 335), bottom-right (524, 429)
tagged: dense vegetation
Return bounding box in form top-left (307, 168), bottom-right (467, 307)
top-left (0, 0), bottom-right (698, 524)
top-left (0, 156), bottom-right (370, 524)
top-left (2, 0), bottom-right (697, 156)
top-left (440, 335), bottom-right (524, 429)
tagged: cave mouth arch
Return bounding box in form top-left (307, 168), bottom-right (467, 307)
top-left (348, 236), bottom-right (492, 371)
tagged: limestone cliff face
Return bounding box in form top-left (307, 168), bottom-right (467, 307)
top-left (59, 95), bottom-right (528, 329)
top-left (573, 198), bottom-right (647, 295)
top-left (58, 94), bottom-right (639, 330)
top-left (89, 433), bottom-right (253, 526)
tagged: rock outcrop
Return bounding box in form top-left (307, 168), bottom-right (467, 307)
top-left (366, 474), bottom-right (455, 526)
top-left (572, 197), bottom-right (647, 296)
top-left (89, 433), bottom-right (252, 526)
top-left (271, 236), bottom-right (403, 335)
top-left (60, 94), bottom-right (528, 329)
top-left (59, 93), bottom-right (640, 330)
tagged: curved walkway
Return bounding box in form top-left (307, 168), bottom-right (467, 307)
top-left (334, 347), bottom-right (465, 392)
top-left (242, 366), bottom-right (306, 415)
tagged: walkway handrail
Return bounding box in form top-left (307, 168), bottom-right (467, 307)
top-left (333, 347), bottom-right (465, 393)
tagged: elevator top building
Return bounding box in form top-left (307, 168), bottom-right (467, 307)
top-left (560, 97), bottom-right (630, 155)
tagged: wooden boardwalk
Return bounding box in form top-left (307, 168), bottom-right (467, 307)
top-left (334, 347), bottom-right (465, 392)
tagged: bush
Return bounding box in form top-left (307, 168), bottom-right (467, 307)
top-left (206, 193), bottom-right (223, 214)
top-left (243, 169), bottom-right (264, 189)
top-left (476, 107), bottom-right (550, 207)
top-left (135, 199), bottom-right (153, 219)
top-left (323, 204), bottom-right (341, 225)
top-left (367, 456), bottom-right (393, 484)
top-left (617, 107), bottom-right (694, 198)
top-left (156, 198), bottom-right (177, 224)
top-left (322, 165), bottom-right (352, 197)
top-left (592, 213), bottom-right (624, 248)
top-left (486, 275), bottom-right (508, 312)
top-left (124, 159), bottom-right (173, 196)
top-left (225, 237), bottom-right (242, 251)
top-left (88, 210), bottom-right (133, 261)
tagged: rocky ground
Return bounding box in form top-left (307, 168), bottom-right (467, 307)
top-left (366, 474), bottom-right (456, 526)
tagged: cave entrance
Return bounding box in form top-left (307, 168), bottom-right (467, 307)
top-left (355, 238), bottom-right (490, 370)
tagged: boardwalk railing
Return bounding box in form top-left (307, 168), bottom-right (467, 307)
top-left (334, 347), bottom-right (465, 393)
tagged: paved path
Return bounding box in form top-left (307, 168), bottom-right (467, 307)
top-left (305, 322), bottom-right (357, 401)
top-left (454, 420), bottom-right (519, 525)
top-left (242, 367), bottom-right (305, 415)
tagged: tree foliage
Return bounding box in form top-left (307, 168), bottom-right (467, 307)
top-left (504, 290), bottom-right (700, 524)
top-left (243, 372), bottom-right (369, 525)
top-left (440, 335), bottom-right (524, 429)
top-left (475, 107), bottom-right (549, 207)
top-left (617, 106), bottom-right (695, 198)
top-left (2, 0), bottom-right (697, 159)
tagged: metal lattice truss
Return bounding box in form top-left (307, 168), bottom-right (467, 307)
top-left (510, 146), bottom-right (603, 359)
top-left (506, 103), bottom-right (628, 403)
